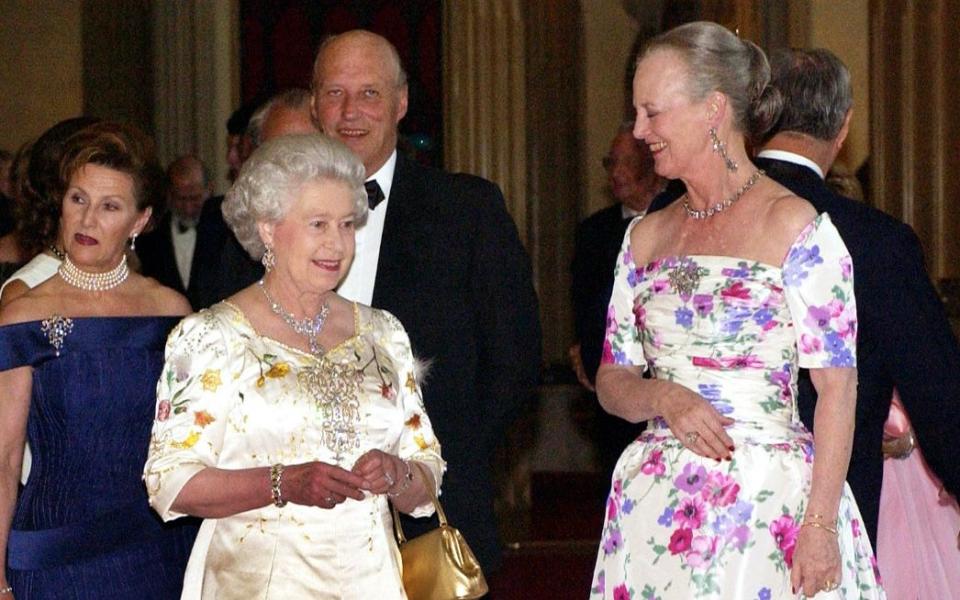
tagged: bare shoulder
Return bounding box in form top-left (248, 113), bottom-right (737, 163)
top-left (765, 192), bottom-right (819, 244)
top-left (133, 276), bottom-right (191, 316)
top-left (629, 204), bottom-right (681, 265)
top-left (0, 279), bottom-right (31, 308)
top-left (0, 283), bottom-right (59, 326)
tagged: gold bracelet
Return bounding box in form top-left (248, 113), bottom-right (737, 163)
top-left (801, 521), bottom-right (838, 536)
top-left (270, 464), bottom-right (287, 508)
top-left (803, 512), bottom-right (836, 524)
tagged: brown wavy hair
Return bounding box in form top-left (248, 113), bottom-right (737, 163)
top-left (14, 117), bottom-right (100, 256)
top-left (59, 121), bottom-right (165, 216)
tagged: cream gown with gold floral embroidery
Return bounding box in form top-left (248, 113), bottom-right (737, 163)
top-left (144, 302), bottom-right (444, 600)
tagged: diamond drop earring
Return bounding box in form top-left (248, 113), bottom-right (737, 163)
top-left (709, 127), bottom-right (738, 172)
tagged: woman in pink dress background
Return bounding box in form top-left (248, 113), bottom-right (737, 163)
top-left (876, 391), bottom-right (960, 599)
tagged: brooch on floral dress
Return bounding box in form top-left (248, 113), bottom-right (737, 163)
top-left (669, 259), bottom-right (704, 296)
top-left (40, 314), bottom-right (74, 356)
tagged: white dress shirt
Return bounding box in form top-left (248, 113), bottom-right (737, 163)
top-left (755, 149), bottom-right (825, 179)
top-left (336, 150), bottom-right (397, 305)
top-left (171, 219), bottom-right (197, 288)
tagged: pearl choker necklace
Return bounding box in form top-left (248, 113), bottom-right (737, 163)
top-left (58, 254), bottom-right (130, 291)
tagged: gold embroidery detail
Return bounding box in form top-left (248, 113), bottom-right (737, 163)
top-left (200, 369), bottom-right (222, 391)
top-left (405, 372), bottom-right (417, 393)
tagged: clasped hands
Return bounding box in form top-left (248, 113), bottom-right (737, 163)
top-left (279, 449), bottom-right (408, 509)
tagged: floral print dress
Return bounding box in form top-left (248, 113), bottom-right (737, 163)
top-left (143, 302), bottom-right (444, 600)
top-left (591, 214), bottom-right (884, 599)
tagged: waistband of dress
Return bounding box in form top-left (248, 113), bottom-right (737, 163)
top-left (645, 419), bottom-right (811, 445)
top-left (7, 500), bottom-right (168, 570)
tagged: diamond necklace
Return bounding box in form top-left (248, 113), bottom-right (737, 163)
top-left (682, 169), bottom-right (765, 219)
top-left (58, 254), bottom-right (129, 291)
top-left (258, 280), bottom-right (330, 355)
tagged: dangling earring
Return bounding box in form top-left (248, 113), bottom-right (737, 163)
top-left (709, 127), bottom-right (738, 172)
top-left (129, 233), bottom-right (138, 251)
top-left (261, 246), bottom-right (276, 271)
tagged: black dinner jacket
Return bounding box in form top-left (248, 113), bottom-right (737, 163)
top-left (571, 203), bottom-right (634, 382)
top-left (185, 196), bottom-right (264, 310)
top-left (649, 158), bottom-right (960, 545)
top-left (371, 152), bottom-right (542, 573)
top-left (137, 212), bottom-right (217, 310)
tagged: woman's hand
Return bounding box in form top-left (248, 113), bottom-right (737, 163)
top-left (352, 449), bottom-right (408, 495)
top-left (659, 385), bottom-right (735, 460)
top-left (791, 525), bottom-right (842, 596)
top-left (281, 461), bottom-right (367, 509)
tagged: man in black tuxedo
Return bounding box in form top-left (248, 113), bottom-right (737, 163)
top-left (137, 156), bottom-right (221, 309)
top-left (310, 30), bottom-right (541, 574)
top-left (570, 123), bottom-right (665, 476)
top-left (649, 48), bottom-right (960, 546)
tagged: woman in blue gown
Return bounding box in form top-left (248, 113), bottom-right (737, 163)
top-left (0, 121), bottom-right (197, 598)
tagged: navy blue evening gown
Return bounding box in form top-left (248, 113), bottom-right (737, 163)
top-left (1, 316), bottom-right (198, 599)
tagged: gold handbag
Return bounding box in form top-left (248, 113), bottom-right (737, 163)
top-left (391, 464), bottom-right (489, 600)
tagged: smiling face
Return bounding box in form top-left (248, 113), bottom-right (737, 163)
top-left (632, 49), bottom-right (712, 181)
top-left (60, 163), bottom-right (151, 272)
top-left (311, 32), bottom-right (408, 177)
top-left (260, 178), bottom-right (357, 295)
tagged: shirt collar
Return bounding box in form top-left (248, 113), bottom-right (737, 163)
top-left (366, 150), bottom-right (397, 203)
top-left (756, 149), bottom-right (825, 179)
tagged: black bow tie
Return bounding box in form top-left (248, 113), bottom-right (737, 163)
top-left (175, 220), bottom-right (194, 234)
top-left (365, 180), bottom-right (385, 210)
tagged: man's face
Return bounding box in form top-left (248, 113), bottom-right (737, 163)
top-left (311, 36), bottom-right (408, 177)
top-left (604, 132), bottom-right (648, 205)
top-left (169, 170), bottom-right (209, 225)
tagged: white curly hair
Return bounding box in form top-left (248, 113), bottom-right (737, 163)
top-left (223, 133), bottom-right (367, 259)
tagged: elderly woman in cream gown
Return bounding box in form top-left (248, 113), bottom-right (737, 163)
top-left (144, 134), bottom-right (444, 599)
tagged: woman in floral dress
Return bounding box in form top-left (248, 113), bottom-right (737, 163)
top-left (590, 22), bottom-right (883, 599)
top-left (143, 135), bottom-right (444, 599)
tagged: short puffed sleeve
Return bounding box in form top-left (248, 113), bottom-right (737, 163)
top-left (600, 217), bottom-right (647, 371)
top-left (782, 213), bottom-right (857, 368)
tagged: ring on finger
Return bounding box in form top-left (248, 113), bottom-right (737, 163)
top-left (822, 579), bottom-right (839, 592)
top-left (384, 472), bottom-right (395, 487)
top-left (684, 431), bottom-right (700, 445)
top-left (325, 495), bottom-right (334, 505)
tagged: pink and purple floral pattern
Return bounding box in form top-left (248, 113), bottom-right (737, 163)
top-left (591, 214), bottom-right (884, 598)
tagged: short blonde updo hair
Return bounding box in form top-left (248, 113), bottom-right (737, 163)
top-left (223, 133), bottom-right (367, 259)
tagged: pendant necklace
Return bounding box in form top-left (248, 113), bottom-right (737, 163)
top-left (258, 280), bottom-right (330, 355)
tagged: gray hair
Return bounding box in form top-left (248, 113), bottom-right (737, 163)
top-left (223, 134), bottom-right (367, 260)
top-left (246, 88), bottom-right (313, 148)
top-left (769, 48), bottom-right (852, 141)
top-left (641, 21), bottom-right (782, 143)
